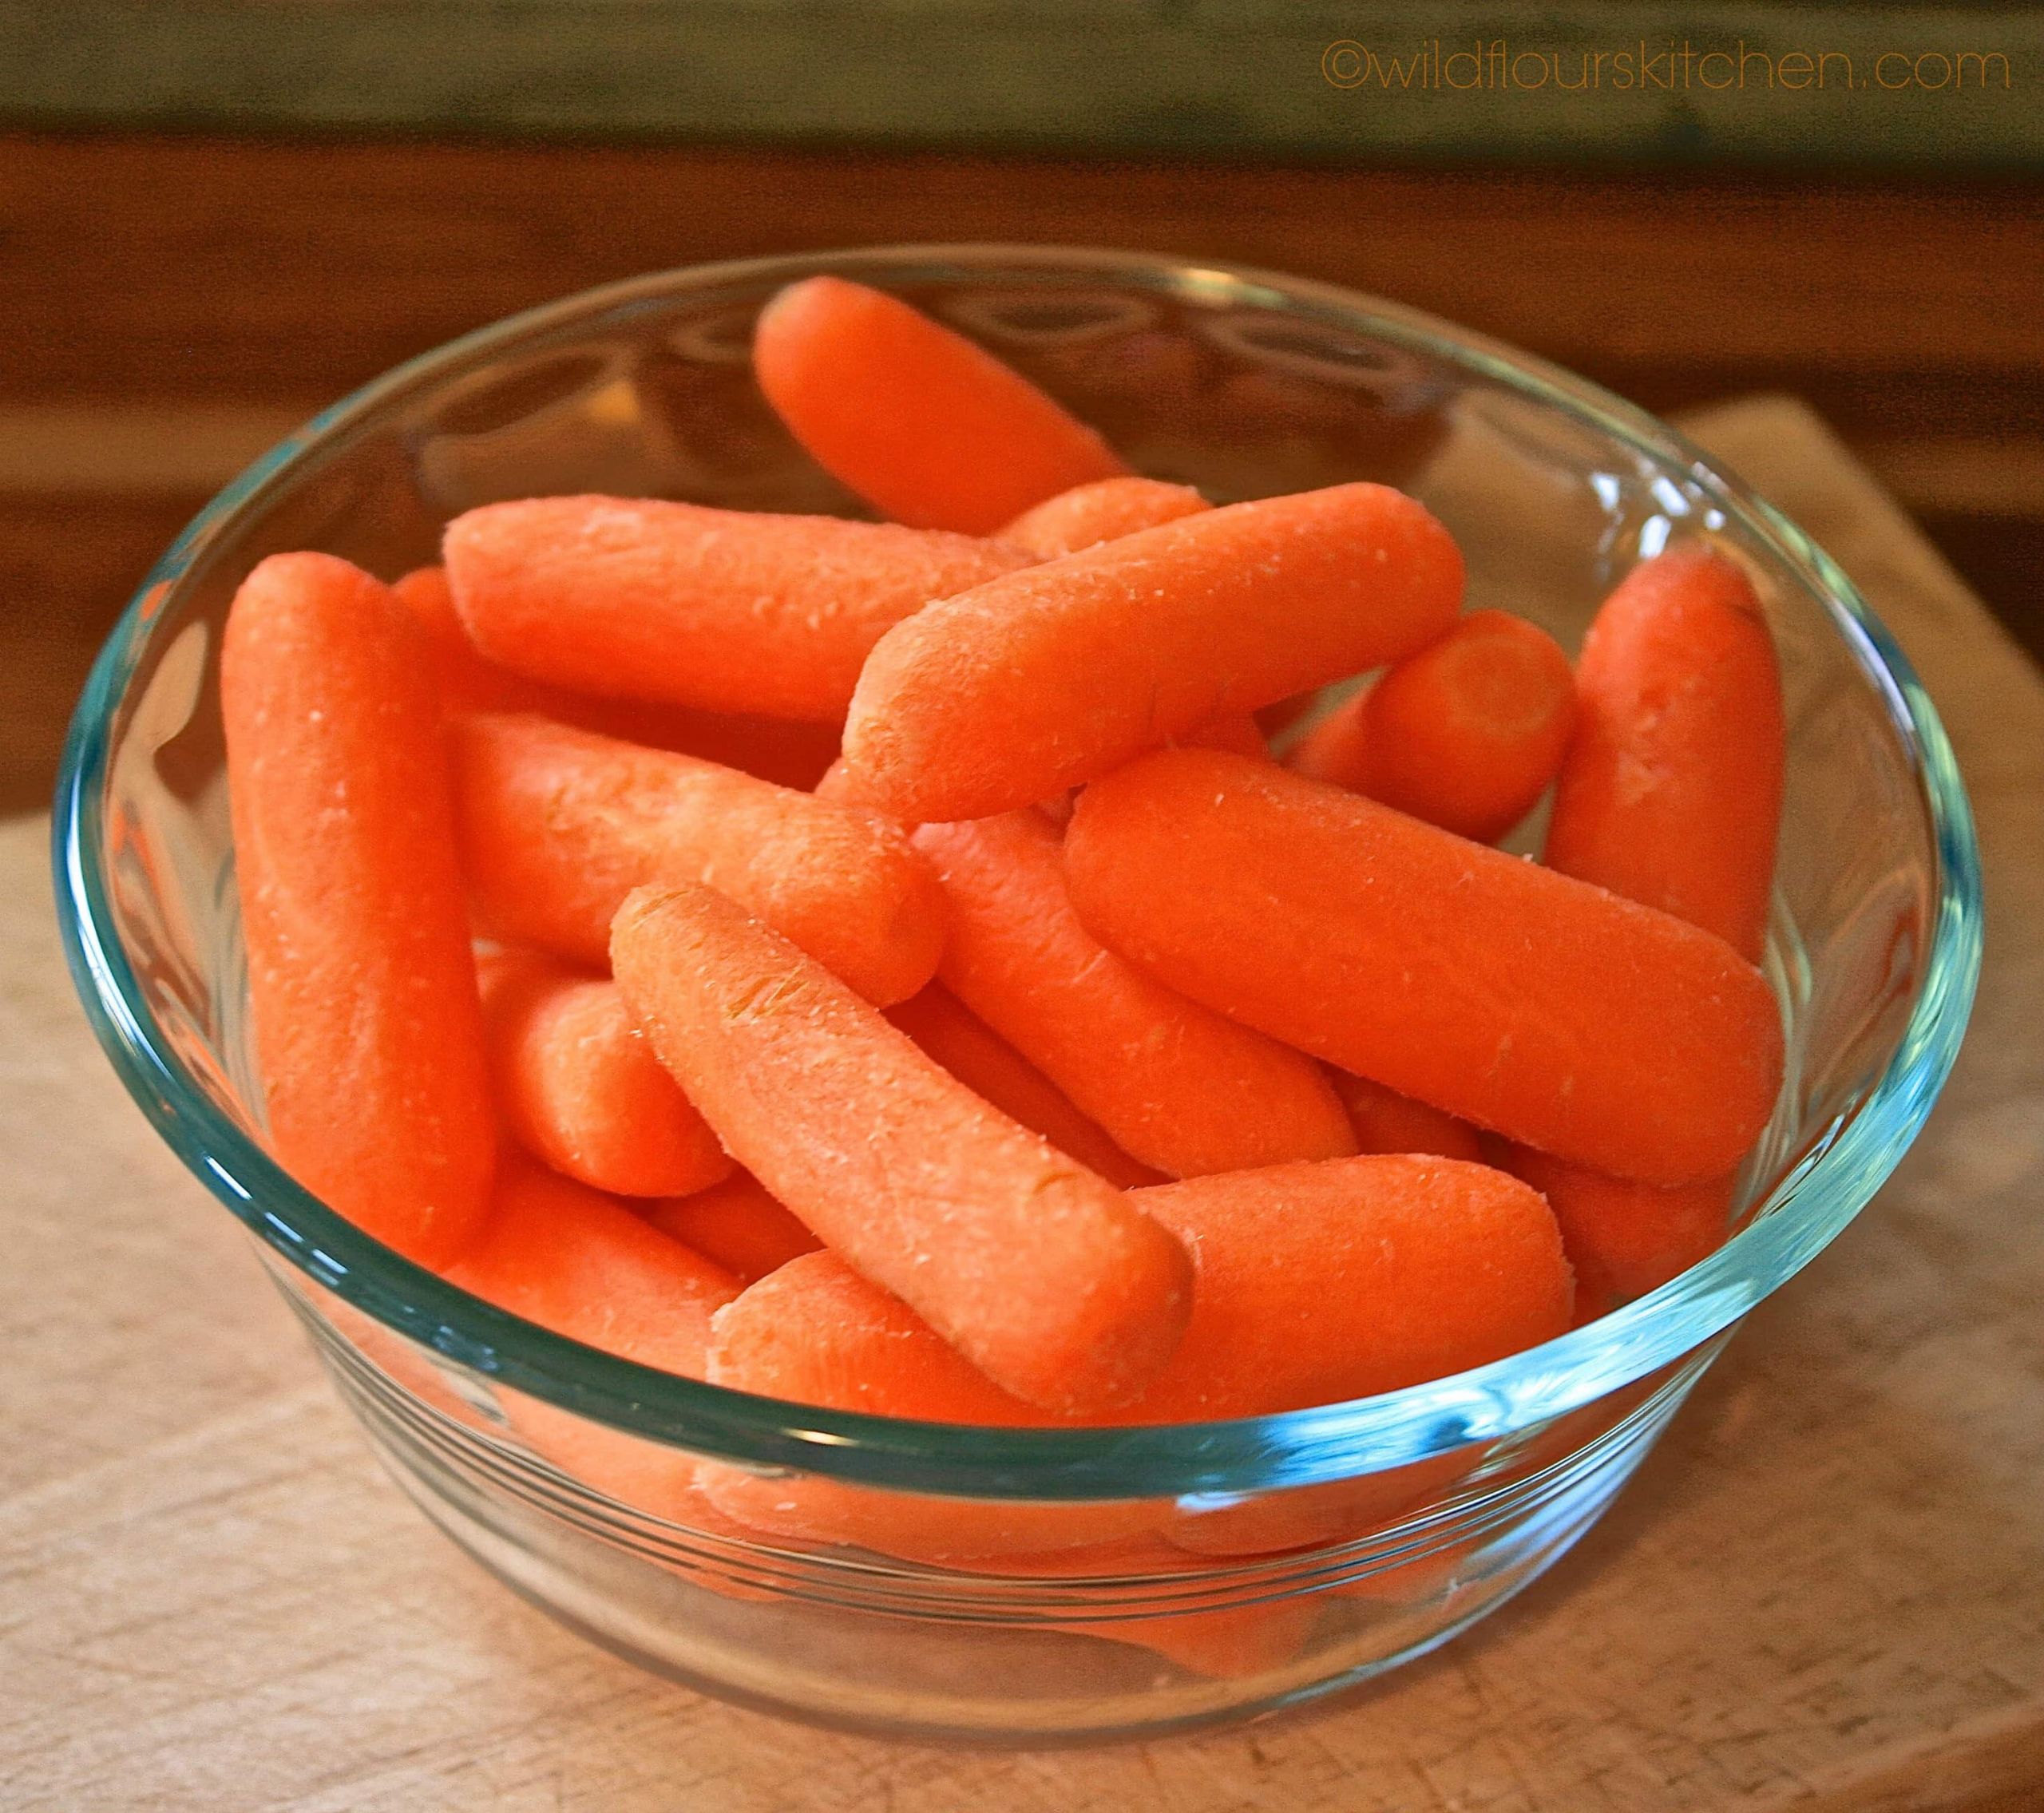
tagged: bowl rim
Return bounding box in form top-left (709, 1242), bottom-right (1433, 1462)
top-left (51, 243), bottom-right (1983, 1502)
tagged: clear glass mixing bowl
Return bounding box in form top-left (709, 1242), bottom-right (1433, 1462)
top-left (54, 246), bottom-right (1979, 1744)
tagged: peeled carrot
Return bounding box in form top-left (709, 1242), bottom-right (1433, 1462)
top-left (611, 883), bottom-right (1194, 1412)
top-left (1000, 475), bottom-right (1209, 558)
top-left (452, 712), bottom-right (945, 1005)
top-left (885, 984), bottom-right (1163, 1190)
top-left (445, 1160), bottom-right (741, 1530)
top-left (221, 552), bottom-right (496, 1267)
top-left (1129, 1156), bottom-right (1574, 1420)
top-left (443, 494), bottom-right (1029, 722)
top-left (393, 564), bottom-right (841, 789)
top-left (644, 1170), bottom-right (822, 1285)
top-left (445, 1158), bottom-right (739, 1374)
top-left (477, 948), bottom-right (732, 1198)
top-left (1527, 548), bottom-right (1783, 1309)
top-left (1509, 1149), bottom-right (1737, 1320)
top-left (699, 1251), bottom-right (1163, 1560)
top-left (753, 275), bottom-right (1127, 534)
top-left (912, 811), bottom-right (1355, 1178)
top-left (1544, 545), bottom-right (1785, 964)
top-left (1287, 608), bottom-right (1576, 843)
top-left (1065, 750), bottom-right (1782, 1186)
top-left (703, 1154), bottom-right (1568, 1431)
top-left (841, 482), bottom-right (1464, 821)
top-left (1331, 1072), bottom-right (1484, 1163)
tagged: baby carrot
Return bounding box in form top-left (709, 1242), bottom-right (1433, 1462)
top-left (477, 949), bottom-right (733, 1198)
top-left (644, 1170), bottom-right (822, 1285)
top-left (912, 811), bottom-right (1355, 1178)
top-left (841, 482), bottom-right (1464, 821)
top-left (699, 1252), bottom-right (1164, 1560)
top-left (753, 275), bottom-right (1127, 533)
top-left (1544, 545), bottom-right (1785, 963)
top-left (1065, 750), bottom-right (1782, 1186)
top-left (999, 475), bottom-right (1210, 558)
top-left (443, 494), bottom-right (1029, 722)
top-left (1287, 608), bottom-right (1576, 843)
top-left (453, 712), bottom-right (945, 1005)
top-left (611, 883), bottom-right (1194, 1412)
top-left (394, 564), bottom-right (841, 789)
top-left (704, 1154), bottom-right (1570, 1426)
top-left (1330, 1072), bottom-right (1483, 1163)
top-left (445, 1158), bottom-right (740, 1375)
top-left (1129, 1155), bottom-right (1574, 1420)
top-left (885, 983), bottom-right (1163, 1190)
top-left (221, 552), bottom-right (496, 1268)
top-left (1507, 1147), bottom-right (1735, 1319)
top-left (1528, 548), bottom-right (1782, 1308)
top-left (445, 1170), bottom-right (809, 1577)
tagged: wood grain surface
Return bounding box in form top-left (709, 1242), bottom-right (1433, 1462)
top-left (2, 396), bottom-right (2040, 1810)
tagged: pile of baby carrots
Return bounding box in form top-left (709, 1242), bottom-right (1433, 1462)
top-left (223, 275), bottom-right (1787, 1475)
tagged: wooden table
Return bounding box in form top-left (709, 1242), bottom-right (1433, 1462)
top-left (3, 395), bottom-right (2041, 1810)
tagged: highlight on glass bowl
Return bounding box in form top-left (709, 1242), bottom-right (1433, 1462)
top-left (55, 246), bottom-right (1979, 1744)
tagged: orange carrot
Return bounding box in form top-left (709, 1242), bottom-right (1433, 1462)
top-left (644, 1170), bottom-right (822, 1285)
top-left (1065, 750), bottom-right (1782, 1186)
top-left (611, 883), bottom-right (1194, 1412)
top-left (1530, 548), bottom-right (1783, 1309)
top-left (1544, 545), bottom-right (1785, 964)
top-left (912, 812), bottom-right (1355, 1178)
top-left (1287, 608), bottom-right (1576, 843)
top-left (221, 552), bottom-right (496, 1267)
top-left (443, 1162), bottom-right (742, 1532)
top-left (702, 1156), bottom-right (1567, 1446)
top-left (1508, 1146), bottom-right (1737, 1320)
top-left (885, 983), bottom-right (1163, 1190)
top-left (445, 1158), bottom-right (739, 1374)
top-left (841, 483), bottom-right (1464, 821)
top-left (698, 1251), bottom-right (1163, 1560)
top-left (393, 564), bottom-right (841, 789)
top-left (452, 712), bottom-right (945, 1005)
top-left (1330, 1072), bottom-right (1483, 1162)
top-left (477, 948), bottom-right (732, 1198)
top-left (443, 494), bottom-right (1029, 722)
top-left (753, 275), bottom-right (1127, 534)
top-left (1000, 475), bottom-right (1209, 558)
top-left (1128, 1156), bottom-right (1574, 1420)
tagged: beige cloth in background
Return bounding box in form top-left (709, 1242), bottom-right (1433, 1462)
top-left (2, 397), bottom-right (2040, 1812)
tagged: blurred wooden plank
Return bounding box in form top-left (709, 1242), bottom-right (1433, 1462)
top-left (1855, 437), bottom-right (2044, 517)
top-left (0, 134), bottom-right (2038, 418)
top-left (0, 403), bottom-right (304, 493)
top-left (0, 2), bottom-right (2035, 168)
top-left (0, 492), bottom-right (204, 817)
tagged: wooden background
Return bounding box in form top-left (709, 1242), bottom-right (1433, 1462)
top-left (2, 132), bottom-right (2039, 816)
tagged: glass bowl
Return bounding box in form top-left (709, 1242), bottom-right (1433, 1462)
top-left (53, 246), bottom-right (1980, 1744)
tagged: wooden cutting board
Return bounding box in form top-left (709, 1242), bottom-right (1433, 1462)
top-left (2, 395), bottom-right (2040, 1811)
